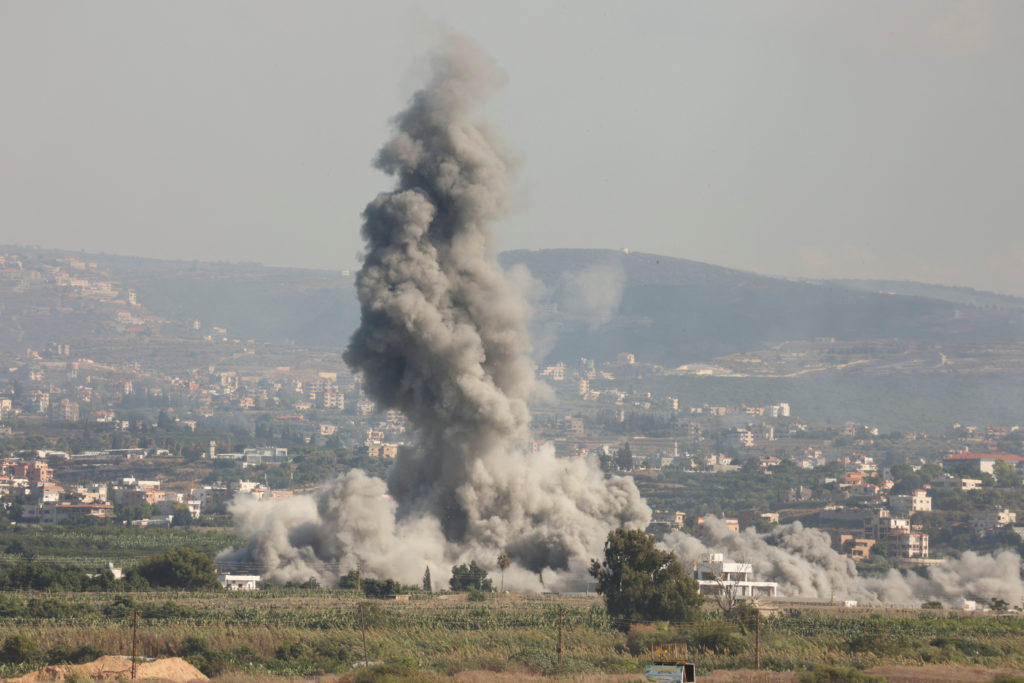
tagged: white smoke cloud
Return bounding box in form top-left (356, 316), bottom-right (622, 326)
top-left (220, 35), bottom-right (650, 590)
top-left (557, 261), bottom-right (626, 327)
top-left (663, 518), bottom-right (1024, 607)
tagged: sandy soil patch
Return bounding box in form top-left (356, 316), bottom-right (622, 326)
top-left (3, 656), bottom-right (207, 683)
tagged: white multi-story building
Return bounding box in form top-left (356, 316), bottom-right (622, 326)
top-left (892, 532), bottom-right (929, 559)
top-left (693, 553), bottom-right (777, 599)
top-left (889, 489), bottom-right (932, 514)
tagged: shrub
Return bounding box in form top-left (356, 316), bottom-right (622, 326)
top-left (102, 595), bottom-right (137, 619)
top-left (64, 670), bottom-right (93, 683)
top-left (141, 599), bottom-right (193, 620)
top-left (24, 597), bottom-right (82, 619)
top-left (929, 637), bottom-right (1002, 657)
top-left (0, 635), bottom-right (44, 665)
top-left (274, 642), bottom-right (309, 661)
top-left (625, 622), bottom-right (681, 656)
top-left (178, 636), bottom-right (228, 677)
top-left (46, 644), bottom-right (105, 665)
top-left (687, 621), bottom-right (747, 654)
top-left (509, 647), bottom-right (558, 674)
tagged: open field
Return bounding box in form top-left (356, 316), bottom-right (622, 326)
top-left (4, 591), bottom-right (1024, 681)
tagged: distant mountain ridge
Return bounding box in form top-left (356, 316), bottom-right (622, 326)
top-left (498, 249), bottom-right (1024, 366)
top-left (4, 245), bottom-right (1023, 367)
top-left (819, 278), bottom-right (1024, 311)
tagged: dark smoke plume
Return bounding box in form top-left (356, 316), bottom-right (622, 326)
top-left (221, 36), bottom-right (650, 589)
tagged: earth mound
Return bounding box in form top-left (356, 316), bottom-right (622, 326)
top-left (3, 656), bottom-right (207, 683)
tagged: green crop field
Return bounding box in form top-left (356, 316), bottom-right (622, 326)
top-left (0, 525), bottom-right (241, 569)
top-left (4, 590), bottom-right (1024, 680)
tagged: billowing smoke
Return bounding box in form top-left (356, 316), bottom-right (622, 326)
top-left (513, 259), bottom-right (627, 361)
top-left (664, 518), bottom-right (1024, 607)
top-left (220, 36), bottom-right (650, 590)
top-left (557, 261), bottom-right (626, 327)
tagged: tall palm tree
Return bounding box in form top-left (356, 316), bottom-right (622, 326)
top-left (497, 553), bottom-right (511, 592)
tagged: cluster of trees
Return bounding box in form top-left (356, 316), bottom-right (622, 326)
top-left (448, 561), bottom-right (493, 592)
top-left (336, 559), bottom-right (501, 598)
top-left (337, 570), bottom-right (417, 597)
top-left (598, 442), bottom-right (634, 473)
top-left (0, 547), bottom-right (219, 592)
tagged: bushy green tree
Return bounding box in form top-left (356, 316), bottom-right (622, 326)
top-left (993, 459), bottom-right (1022, 488)
top-left (338, 569), bottom-right (359, 590)
top-left (136, 547), bottom-right (219, 590)
top-left (589, 528), bottom-right (703, 628)
top-left (360, 577), bottom-right (401, 597)
top-left (171, 503), bottom-right (192, 527)
top-left (449, 561), bottom-right (493, 592)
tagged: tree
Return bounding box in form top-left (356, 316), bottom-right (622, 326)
top-left (497, 553), bottom-right (510, 592)
top-left (422, 566), bottom-right (432, 593)
top-left (616, 442), bottom-right (633, 471)
top-left (589, 528), bottom-right (703, 628)
top-left (135, 547), bottom-right (219, 590)
top-left (171, 503), bottom-right (192, 527)
top-left (890, 472), bottom-right (925, 495)
top-left (360, 577), bottom-right (401, 597)
top-left (338, 570), bottom-right (359, 590)
top-left (449, 561), bottom-right (493, 592)
top-left (992, 460), bottom-right (1022, 488)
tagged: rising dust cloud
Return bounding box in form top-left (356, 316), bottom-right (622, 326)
top-left (220, 36), bottom-right (650, 591)
top-left (665, 518), bottom-right (1024, 607)
top-left (221, 37), bottom-right (1023, 607)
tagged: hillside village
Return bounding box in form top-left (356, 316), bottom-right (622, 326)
top-left (2, 248), bottom-right (1024, 589)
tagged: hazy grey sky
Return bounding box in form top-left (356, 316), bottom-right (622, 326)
top-left (2, 2), bottom-right (1023, 295)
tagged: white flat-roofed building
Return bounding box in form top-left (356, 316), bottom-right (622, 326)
top-left (693, 552), bottom-right (777, 599)
top-left (218, 574), bottom-right (262, 591)
top-left (890, 489), bottom-right (932, 514)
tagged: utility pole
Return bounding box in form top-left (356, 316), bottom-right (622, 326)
top-left (131, 609), bottom-right (138, 680)
top-left (755, 612), bottom-right (761, 671)
top-left (359, 603), bottom-right (369, 668)
top-left (557, 605), bottom-right (563, 667)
